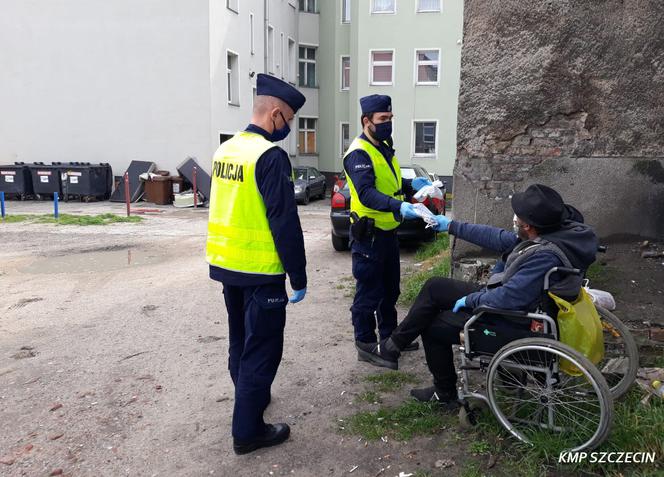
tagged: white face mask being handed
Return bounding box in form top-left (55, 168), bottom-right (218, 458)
top-left (512, 214), bottom-right (520, 235)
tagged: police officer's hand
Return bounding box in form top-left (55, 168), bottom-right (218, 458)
top-left (400, 202), bottom-right (419, 220)
top-left (433, 214), bottom-right (451, 232)
top-left (412, 177), bottom-right (432, 191)
top-left (453, 296), bottom-right (467, 313)
top-left (289, 287), bottom-right (307, 304)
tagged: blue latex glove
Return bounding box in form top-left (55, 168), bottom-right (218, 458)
top-left (411, 177), bottom-right (432, 191)
top-left (289, 287), bottom-right (307, 304)
top-left (433, 214), bottom-right (451, 232)
top-left (400, 202), bottom-right (419, 220)
top-left (453, 296), bottom-right (467, 313)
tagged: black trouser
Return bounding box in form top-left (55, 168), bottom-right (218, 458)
top-left (390, 277), bottom-right (481, 391)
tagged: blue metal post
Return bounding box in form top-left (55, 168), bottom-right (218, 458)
top-left (0, 192), bottom-right (5, 220)
top-left (54, 192), bottom-right (59, 219)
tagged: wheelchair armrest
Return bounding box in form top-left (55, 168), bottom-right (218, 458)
top-left (471, 306), bottom-right (529, 318)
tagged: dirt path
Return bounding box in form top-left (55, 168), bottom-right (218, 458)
top-left (0, 201), bottom-right (474, 477)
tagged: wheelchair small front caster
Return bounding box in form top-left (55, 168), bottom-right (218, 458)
top-left (458, 398), bottom-right (489, 429)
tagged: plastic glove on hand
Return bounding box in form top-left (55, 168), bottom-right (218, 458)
top-left (411, 177), bottom-right (433, 191)
top-left (433, 214), bottom-right (451, 232)
top-left (400, 202), bottom-right (420, 220)
top-left (453, 296), bottom-right (467, 313)
top-left (289, 287), bottom-right (307, 304)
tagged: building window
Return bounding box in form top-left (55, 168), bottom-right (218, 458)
top-left (227, 51), bottom-right (239, 105)
top-left (371, 0), bottom-right (395, 14)
top-left (299, 46), bottom-right (317, 88)
top-left (340, 122), bottom-right (351, 156)
top-left (227, 0), bottom-right (239, 13)
top-left (250, 13), bottom-right (255, 55)
top-left (299, 118), bottom-right (317, 154)
top-left (299, 0), bottom-right (317, 13)
top-left (280, 32), bottom-right (285, 78)
top-left (288, 38), bottom-right (296, 84)
top-left (370, 50), bottom-right (394, 85)
top-left (417, 0), bottom-right (441, 12)
top-left (414, 121), bottom-right (438, 155)
top-left (342, 0), bottom-right (351, 23)
top-left (416, 49), bottom-right (440, 84)
top-left (267, 25), bottom-right (275, 74)
top-left (341, 56), bottom-right (351, 90)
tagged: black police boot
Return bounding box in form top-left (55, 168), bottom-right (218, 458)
top-left (356, 338), bottom-right (400, 370)
top-left (402, 341), bottom-right (420, 352)
top-left (233, 423), bottom-right (290, 455)
top-left (410, 386), bottom-right (458, 407)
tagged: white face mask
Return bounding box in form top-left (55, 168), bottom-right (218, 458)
top-left (512, 214), bottom-right (519, 235)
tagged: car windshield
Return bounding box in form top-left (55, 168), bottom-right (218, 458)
top-left (294, 168), bottom-right (308, 180)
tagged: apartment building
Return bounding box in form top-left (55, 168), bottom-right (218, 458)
top-left (316, 0), bottom-right (464, 180)
top-left (0, 0), bottom-right (462, 180)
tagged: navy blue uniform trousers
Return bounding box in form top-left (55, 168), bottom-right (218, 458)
top-left (350, 230), bottom-right (400, 343)
top-left (222, 281), bottom-right (288, 442)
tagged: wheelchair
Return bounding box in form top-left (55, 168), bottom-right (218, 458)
top-left (455, 264), bottom-right (638, 452)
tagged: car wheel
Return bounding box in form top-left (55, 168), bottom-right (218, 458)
top-left (331, 231), bottom-right (349, 251)
top-left (319, 185), bottom-right (326, 200)
top-left (302, 189), bottom-right (310, 205)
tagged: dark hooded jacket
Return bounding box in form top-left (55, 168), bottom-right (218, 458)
top-left (448, 220), bottom-right (598, 311)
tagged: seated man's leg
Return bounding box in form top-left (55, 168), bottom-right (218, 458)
top-left (390, 278), bottom-right (479, 350)
top-left (411, 310), bottom-right (469, 403)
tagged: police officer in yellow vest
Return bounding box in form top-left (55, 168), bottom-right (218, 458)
top-left (343, 95), bottom-right (432, 368)
top-left (206, 74), bottom-right (307, 455)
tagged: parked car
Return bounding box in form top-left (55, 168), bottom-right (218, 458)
top-left (330, 165), bottom-right (446, 251)
top-left (294, 167), bottom-right (327, 205)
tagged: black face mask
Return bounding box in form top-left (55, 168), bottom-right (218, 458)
top-left (269, 112), bottom-right (291, 142)
top-left (368, 120), bottom-right (392, 142)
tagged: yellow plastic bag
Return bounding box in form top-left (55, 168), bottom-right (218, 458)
top-left (548, 288), bottom-right (605, 375)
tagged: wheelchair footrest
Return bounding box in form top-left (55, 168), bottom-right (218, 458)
top-left (459, 365), bottom-right (482, 371)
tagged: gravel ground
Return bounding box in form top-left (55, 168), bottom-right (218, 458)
top-left (0, 199), bottom-right (471, 477)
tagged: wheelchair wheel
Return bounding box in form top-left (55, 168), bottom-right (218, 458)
top-left (458, 398), bottom-right (490, 429)
top-left (595, 305), bottom-right (639, 400)
top-left (487, 338), bottom-right (613, 453)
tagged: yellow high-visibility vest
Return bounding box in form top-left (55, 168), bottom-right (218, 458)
top-left (206, 131), bottom-right (285, 275)
top-left (343, 137), bottom-right (404, 231)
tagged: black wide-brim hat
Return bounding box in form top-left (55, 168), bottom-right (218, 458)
top-left (511, 184), bottom-right (565, 229)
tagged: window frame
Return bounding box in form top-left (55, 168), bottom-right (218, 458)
top-left (298, 44), bottom-right (318, 88)
top-left (299, 0), bottom-right (318, 13)
top-left (369, 49), bottom-right (395, 86)
top-left (414, 48), bottom-right (441, 86)
top-left (226, 49), bottom-right (240, 107)
top-left (267, 25), bottom-right (275, 74)
top-left (287, 37), bottom-right (297, 85)
top-left (412, 120), bottom-right (439, 157)
top-left (226, 0), bottom-right (239, 14)
top-left (370, 0), bottom-right (396, 14)
top-left (298, 117), bottom-right (318, 155)
top-left (416, 0), bottom-right (441, 13)
top-left (249, 13), bottom-right (255, 55)
top-left (341, 0), bottom-right (351, 23)
top-left (340, 122), bottom-right (351, 157)
top-left (280, 32), bottom-right (285, 78)
top-left (340, 55), bottom-right (351, 91)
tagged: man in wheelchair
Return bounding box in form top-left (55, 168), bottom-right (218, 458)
top-left (358, 184), bottom-right (599, 405)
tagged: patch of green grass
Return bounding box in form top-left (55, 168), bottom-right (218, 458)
top-left (399, 256), bottom-right (451, 305)
top-left (345, 400), bottom-right (454, 441)
top-left (469, 439), bottom-right (491, 456)
top-left (471, 388), bottom-right (664, 476)
top-left (587, 261), bottom-right (617, 287)
top-left (365, 370), bottom-right (419, 393)
top-left (1, 214), bottom-right (31, 223)
top-left (2, 213), bottom-right (142, 226)
top-left (459, 462), bottom-right (482, 477)
top-left (415, 233), bottom-right (450, 261)
top-left (356, 390), bottom-right (382, 404)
